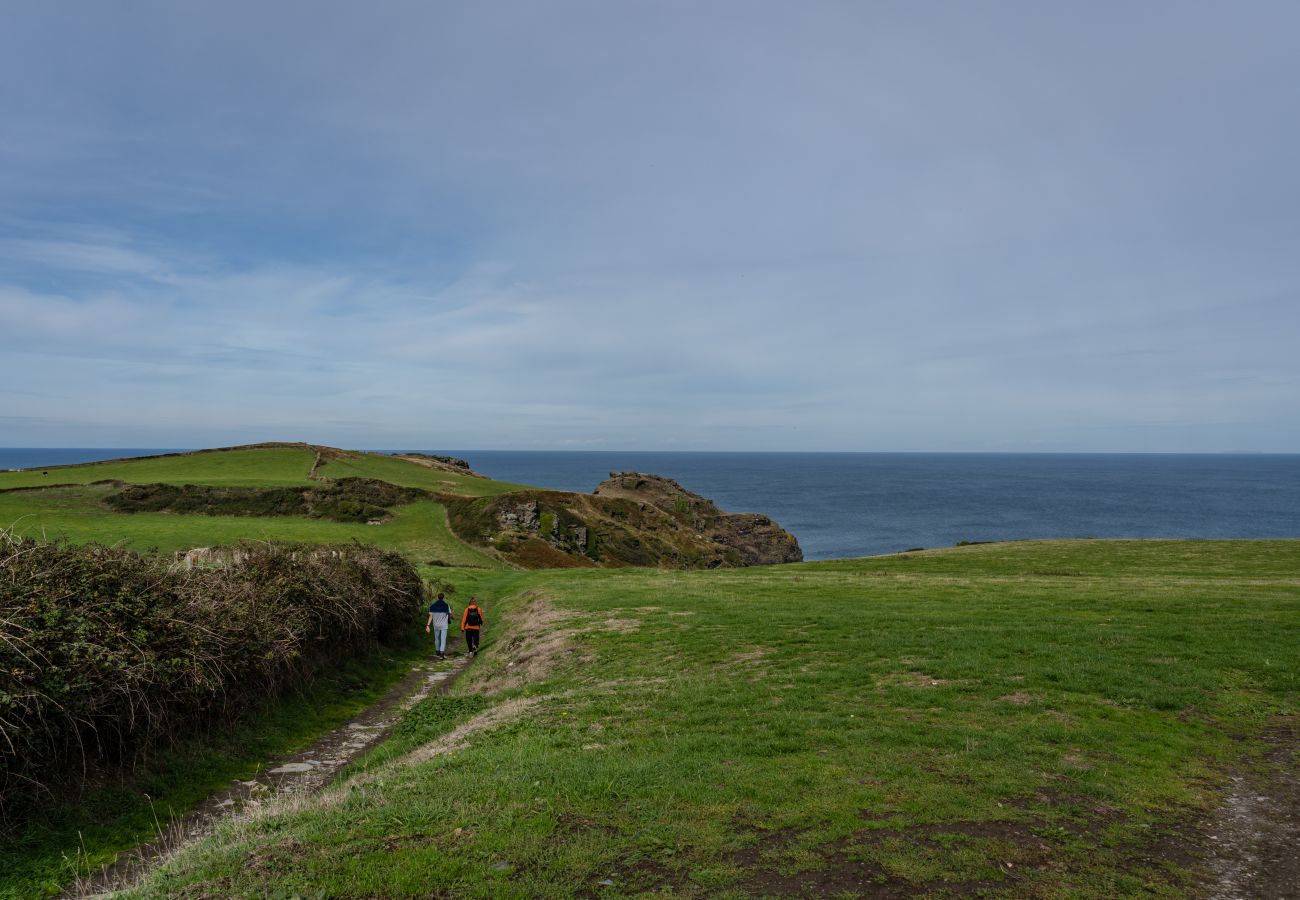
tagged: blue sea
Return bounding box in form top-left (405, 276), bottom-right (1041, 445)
top-left (3, 449), bottom-right (1298, 561)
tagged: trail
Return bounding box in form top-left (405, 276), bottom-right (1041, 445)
top-left (67, 647), bottom-right (475, 898)
top-left (1202, 719), bottom-right (1300, 899)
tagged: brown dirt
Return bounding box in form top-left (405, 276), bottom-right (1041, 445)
top-left (468, 590), bottom-right (584, 696)
top-left (1198, 717), bottom-right (1300, 899)
top-left (999, 692), bottom-right (1035, 705)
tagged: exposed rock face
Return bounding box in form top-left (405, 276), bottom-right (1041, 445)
top-left (594, 473), bottom-right (803, 566)
top-left (495, 500), bottom-right (540, 531)
top-left (444, 472), bottom-right (802, 570)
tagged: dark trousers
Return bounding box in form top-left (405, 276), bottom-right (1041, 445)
top-left (464, 628), bottom-right (480, 653)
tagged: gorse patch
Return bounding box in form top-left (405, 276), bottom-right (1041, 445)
top-left (0, 534), bottom-right (422, 820)
top-left (104, 477), bottom-right (429, 523)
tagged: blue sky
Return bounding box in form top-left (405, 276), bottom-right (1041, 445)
top-left (2, 1), bottom-right (1298, 451)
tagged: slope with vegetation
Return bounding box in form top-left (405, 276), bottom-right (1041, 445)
top-left (0, 445), bottom-right (528, 571)
top-left (0, 446), bottom-right (803, 574)
top-left (445, 471), bottom-right (803, 569)
top-left (120, 539), bottom-right (1299, 898)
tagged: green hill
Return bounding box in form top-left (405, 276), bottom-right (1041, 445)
top-left (0, 445), bottom-right (530, 569)
top-left (122, 539), bottom-right (1299, 898)
top-left (0, 448), bottom-right (805, 573)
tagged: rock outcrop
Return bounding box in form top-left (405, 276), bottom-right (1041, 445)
top-left (444, 472), bottom-right (802, 570)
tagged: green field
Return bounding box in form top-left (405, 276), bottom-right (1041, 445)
top-left (0, 446), bottom-right (531, 496)
top-left (0, 486), bottom-right (497, 567)
top-left (0, 447), bottom-right (530, 569)
top-left (119, 539), bottom-right (1299, 898)
top-left (4, 449), bottom-right (1297, 897)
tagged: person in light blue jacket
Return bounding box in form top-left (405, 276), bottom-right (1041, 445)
top-left (425, 592), bottom-right (452, 660)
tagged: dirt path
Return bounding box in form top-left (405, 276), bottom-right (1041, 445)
top-left (68, 648), bottom-right (474, 898)
top-left (1201, 718), bottom-right (1300, 899)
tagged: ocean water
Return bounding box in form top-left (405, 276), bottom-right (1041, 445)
top-left (3, 449), bottom-right (1298, 561)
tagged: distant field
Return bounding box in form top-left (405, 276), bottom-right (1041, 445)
top-left (0, 447), bottom-right (317, 489)
top-left (0, 446), bottom-right (533, 567)
top-left (0, 486), bottom-right (497, 568)
top-left (0, 446), bottom-right (532, 496)
top-left (126, 539), bottom-right (1300, 898)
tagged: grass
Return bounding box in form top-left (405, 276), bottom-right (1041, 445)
top-left (0, 447), bottom-right (317, 490)
top-left (0, 446), bottom-right (532, 497)
top-left (0, 487), bottom-right (499, 567)
top-left (118, 539), bottom-right (1300, 898)
top-left (0, 446), bottom-right (532, 568)
top-left (0, 630), bottom-right (439, 900)
top-left (319, 453), bottom-right (533, 498)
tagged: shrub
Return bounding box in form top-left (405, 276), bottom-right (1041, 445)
top-left (104, 478), bottom-right (426, 523)
top-left (0, 534), bottom-right (422, 819)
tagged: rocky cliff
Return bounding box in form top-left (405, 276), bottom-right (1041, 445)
top-left (444, 471), bottom-right (802, 569)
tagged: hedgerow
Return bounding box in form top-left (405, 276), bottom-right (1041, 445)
top-left (0, 534), bottom-right (422, 819)
top-left (103, 477), bottom-right (428, 522)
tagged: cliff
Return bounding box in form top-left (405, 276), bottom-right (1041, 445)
top-left (444, 471), bottom-right (802, 569)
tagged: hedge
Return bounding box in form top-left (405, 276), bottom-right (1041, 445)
top-left (0, 534), bottom-right (422, 818)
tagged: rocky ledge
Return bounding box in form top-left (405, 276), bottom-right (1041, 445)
top-left (443, 471), bottom-right (802, 569)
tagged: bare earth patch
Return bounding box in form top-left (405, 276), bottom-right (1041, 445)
top-left (472, 589), bottom-right (583, 696)
top-left (875, 671), bottom-right (951, 689)
top-left (999, 692), bottom-right (1035, 705)
top-left (1200, 717), bottom-right (1300, 899)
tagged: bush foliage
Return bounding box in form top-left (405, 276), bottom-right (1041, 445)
top-left (0, 534), bottom-right (422, 818)
top-left (103, 477), bottom-right (427, 523)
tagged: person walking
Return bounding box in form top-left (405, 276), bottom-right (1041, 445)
top-left (461, 597), bottom-right (485, 656)
top-left (425, 592), bottom-right (452, 660)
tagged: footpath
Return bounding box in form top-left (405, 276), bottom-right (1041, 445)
top-left (67, 649), bottom-right (474, 898)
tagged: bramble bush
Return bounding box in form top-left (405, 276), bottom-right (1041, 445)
top-left (0, 533), bottom-right (422, 819)
top-left (103, 477), bottom-right (427, 522)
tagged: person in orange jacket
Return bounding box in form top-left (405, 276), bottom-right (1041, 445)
top-left (461, 597), bottom-right (485, 656)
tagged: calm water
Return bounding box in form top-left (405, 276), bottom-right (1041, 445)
top-left (3, 449), bottom-right (1298, 561)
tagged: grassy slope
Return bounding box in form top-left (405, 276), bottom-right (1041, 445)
top-left (0, 487), bottom-right (497, 567)
top-left (0, 447), bottom-right (532, 496)
top-left (0, 447), bottom-right (531, 567)
top-left (126, 540), bottom-right (1300, 899)
top-left (0, 447), bottom-right (318, 489)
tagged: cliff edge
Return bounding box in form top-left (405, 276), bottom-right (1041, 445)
top-left (444, 471), bottom-right (802, 569)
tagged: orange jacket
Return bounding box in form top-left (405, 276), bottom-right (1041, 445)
top-left (461, 604), bottom-right (485, 630)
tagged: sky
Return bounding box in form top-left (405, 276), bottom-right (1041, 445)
top-left (1, 1), bottom-right (1298, 452)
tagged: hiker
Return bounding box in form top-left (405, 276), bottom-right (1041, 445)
top-left (461, 597), bottom-right (485, 656)
top-left (425, 592), bottom-right (452, 660)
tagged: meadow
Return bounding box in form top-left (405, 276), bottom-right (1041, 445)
top-left (0, 447), bottom-right (528, 569)
top-left (0, 446), bottom-right (531, 496)
top-left (120, 539), bottom-right (1299, 898)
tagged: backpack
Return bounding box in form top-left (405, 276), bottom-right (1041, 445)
top-left (465, 606), bottom-right (483, 627)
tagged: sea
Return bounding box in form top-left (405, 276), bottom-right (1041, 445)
top-left (3, 449), bottom-right (1298, 561)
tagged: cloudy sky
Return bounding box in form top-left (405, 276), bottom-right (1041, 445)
top-left (2, 1), bottom-right (1298, 451)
